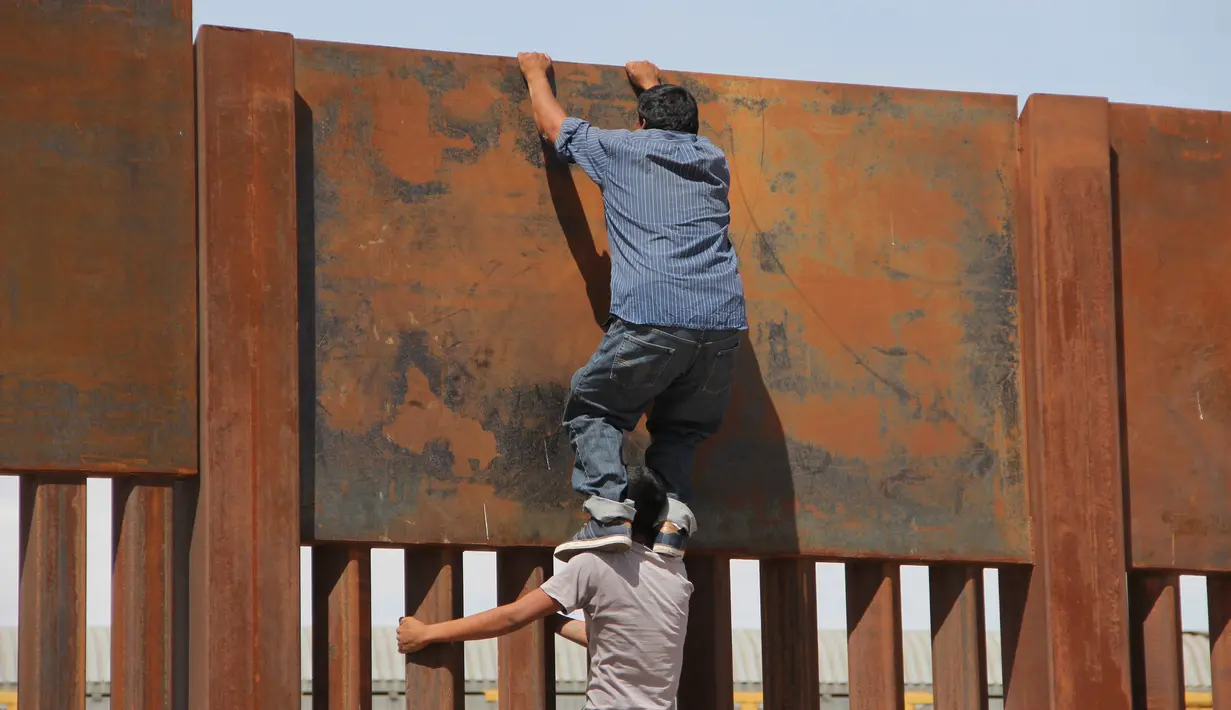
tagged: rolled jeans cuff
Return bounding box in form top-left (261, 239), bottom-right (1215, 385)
top-left (656, 498), bottom-right (698, 535)
top-left (583, 496), bottom-right (636, 523)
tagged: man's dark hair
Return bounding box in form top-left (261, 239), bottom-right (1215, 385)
top-left (627, 464), bottom-right (669, 541)
top-left (637, 84), bottom-right (700, 134)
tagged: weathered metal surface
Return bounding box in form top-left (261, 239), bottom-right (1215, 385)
top-left (18, 476), bottom-right (87, 710)
top-left (1012, 94), bottom-right (1131, 710)
top-left (295, 41), bottom-right (1027, 560)
top-left (846, 562), bottom-right (905, 710)
top-left (929, 565), bottom-right (988, 710)
top-left (313, 546), bottom-right (374, 710)
top-left (759, 559), bottom-right (819, 709)
top-left (1208, 576), bottom-right (1231, 709)
top-left (496, 549), bottom-right (555, 710)
top-left (0, 0), bottom-right (196, 475)
top-left (998, 565), bottom-right (1048, 710)
top-left (191, 26), bottom-right (301, 710)
top-left (1128, 573), bottom-right (1185, 710)
top-left (112, 480), bottom-right (180, 710)
top-left (405, 547), bottom-right (465, 710)
top-left (1111, 104), bottom-right (1231, 572)
top-left (679, 555), bottom-right (735, 710)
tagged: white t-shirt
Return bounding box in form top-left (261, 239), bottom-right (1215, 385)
top-left (540, 544), bottom-right (694, 710)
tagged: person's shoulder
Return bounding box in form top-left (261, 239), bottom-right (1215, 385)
top-left (628, 544), bottom-right (688, 573)
top-left (588, 544), bottom-right (656, 569)
top-left (592, 127), bottom-right (636, 146)
top-left (560, 550), bottom-right (603, 568)
top-left (560, 118), bottom-right (631, 141)
top-left (637, 549), bottom-right (694, 595)
top-left (695, 135), bottom-right (728, 159)
top-left (561, 549), bottom-right (626, 574)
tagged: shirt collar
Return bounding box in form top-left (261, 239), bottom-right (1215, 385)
top-left (640, 129), bottom-right (698, 141)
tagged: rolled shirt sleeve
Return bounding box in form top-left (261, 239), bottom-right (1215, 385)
top-left (538, 553), bottom-right (598, 613)
top-left (554, 117), bottom-right (611, 187)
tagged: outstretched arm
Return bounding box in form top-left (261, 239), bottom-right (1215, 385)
top-left (547, 613), bottom-right (588, 647)
top-left (518, 52), bottom-right (566, 143)
top-left (398, 588), bottom-right (562, 654)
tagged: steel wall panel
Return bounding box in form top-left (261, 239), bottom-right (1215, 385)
top-left (312, 545), bottom-right (373, 710)
top-left (191, 25), bottom-right (301, 710)
top-left (18, 476), bottom-right (87, 710)
top-left (1210, 576), bottom-right (1231, 708)
top-left (0, 0), bottom-right (196, 474)
top-left (1128, 573), bottom-right (1185, 710)
top-left (1002, 94), bottom-right (1131, 710)
top-left (930, 565), bottom-right (989, 710)
top-left (678, 555), bottom-right (734, 710)
top-left (1112, 104), bottom-right (1231, 572)
top-left (496, 549), bottom-right (555, 710)
top-left (112, 479), bottom-right (181, 709)
top-left (847, 562), bottom-right (905, 709)
top-left (295, 41), bottom-right (1027, 560)
top-left (405, 547), bottom-right (465, 710)
top-left (760, 559), bottom-right (819, 709)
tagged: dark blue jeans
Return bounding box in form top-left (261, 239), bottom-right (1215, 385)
top-left (563, 317), bottom-right (741, 534)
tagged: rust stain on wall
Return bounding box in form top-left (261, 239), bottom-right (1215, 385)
top-left (0, 0), bottom-right (196, 474)
top-left (296, 41), bottom-right (1028, 560)
top-left (382, 366), bottom-right (499, 478)
top-left (1113, 103), bottom-right (1231, 571)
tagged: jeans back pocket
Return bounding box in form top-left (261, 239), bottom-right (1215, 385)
top-left (701, 340), bottom-right (741, 394)
top-left (609, 334), bottom-right (675, 389)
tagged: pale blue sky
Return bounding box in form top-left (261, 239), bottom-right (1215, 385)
top-left (0, 0), bottom-right (1225, 635)
top-left (195, 0), bottom-right (1231, 112)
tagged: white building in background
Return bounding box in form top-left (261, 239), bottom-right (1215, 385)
top-left (0, 628), bottom-right (1216, 709)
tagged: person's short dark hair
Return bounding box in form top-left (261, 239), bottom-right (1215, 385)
top-left (637, 84), bottom-right (700, 134)
top-left (627, 464), bottom-right (669, 541)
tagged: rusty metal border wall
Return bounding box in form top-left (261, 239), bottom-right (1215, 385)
top-left (2, 4), bottom-right (1230, 709)
top-left (292, 39), bottom-right (1028, 563)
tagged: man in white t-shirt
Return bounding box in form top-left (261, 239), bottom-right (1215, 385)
top-left (397, 466), bottom-right (693, 710)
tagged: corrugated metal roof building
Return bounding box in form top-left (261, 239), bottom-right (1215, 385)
top-left (0, 628), bottom-right (1216, 705)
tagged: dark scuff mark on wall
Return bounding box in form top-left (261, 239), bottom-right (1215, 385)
top-left (391, 178), bottom-right (450, 203)
top-left (767, 321), bottom-right (792, 374)
top-left (821, 91), bottom-right (909, 128)
top-left (755, 226), bottom-right (787, 274)
top-left (299, 42), bottom-right (382, 78)
top-left (770, 172), bottom-right (797, 193)
top-left (475, 383), bottom-right (576, 509)
top-left (411, 55), bottom-right (467, 93)
top-left (572, 67), bottom-right (635, 101)
top-left (754, 316), bottom-right (829, 399)
top-left (676, 75), bottom-right (718, 104)
top-left (957, 214), bottom-right (1022, 485)
top-left (890, 309), bottom-right (927, 329)
top-left (390, 330), bottom-right (446, 403)
top-left (731, 96), bottom-right (771, 115)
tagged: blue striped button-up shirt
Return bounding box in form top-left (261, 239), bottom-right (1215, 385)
top-left (554, 117), bottom-right (747, 331)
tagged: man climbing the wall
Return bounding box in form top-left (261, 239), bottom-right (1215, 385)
top-left (517, 52), bottom-right (747, 561)
top-left (397, 466), bottom-right (692, 710)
